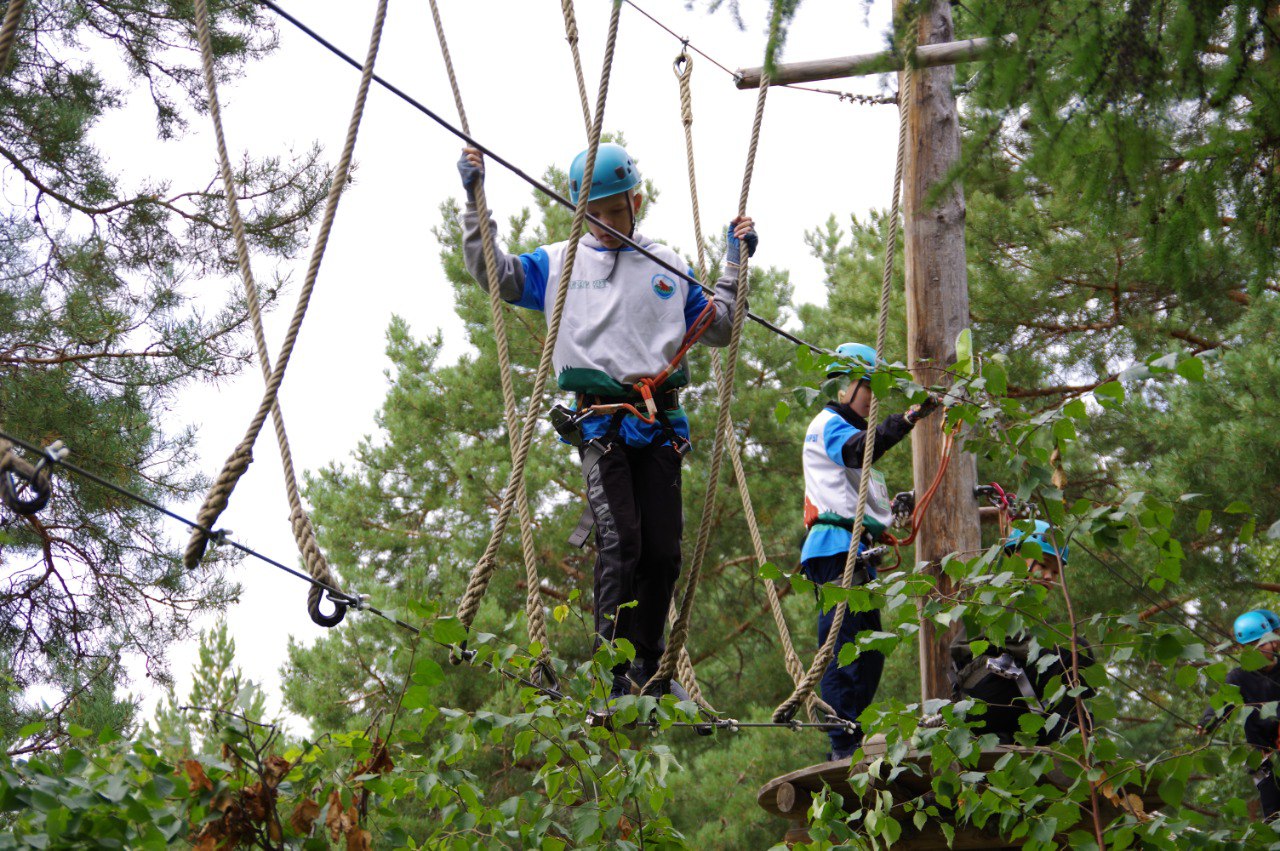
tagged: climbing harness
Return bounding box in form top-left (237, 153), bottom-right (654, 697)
top-left (187, 0), bottom-right (389, 627)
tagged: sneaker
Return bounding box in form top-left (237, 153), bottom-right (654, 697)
top-left (630, 661), bottom-right (692, 701)
top-left (827, 745), bottom-right (856, 762)
top-left (609, 672), bottom-right (635, 701)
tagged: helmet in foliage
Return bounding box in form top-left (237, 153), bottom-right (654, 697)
top-left (569, 143), bottom-right (640, 204)
top-left (1235, 609), bottom-right (1280, 645)
top-left (1004, 519), bottom-right (1068, 565)
top-left (828, 342), bottom-right (878, 382)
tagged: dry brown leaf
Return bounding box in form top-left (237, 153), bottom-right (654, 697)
top-left (346, 828), bottom-right (373, 851)
top-left (191, 836), bottom-right (218, 851)
top-left (290, 798), bottom-right (321, 835)
top-left (242, 781), bottom-right (269, 823)
top-left (183, 760), bottom-right (213, 793)
top-left (352, 739), bottom-right (394, 779)
top-left (325, 790), bottom-right (347, 842)
top-left (264, 754), bottom-right (292, 789)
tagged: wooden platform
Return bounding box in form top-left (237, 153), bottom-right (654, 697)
top-left (757, 734), bottom-right (1161, 848)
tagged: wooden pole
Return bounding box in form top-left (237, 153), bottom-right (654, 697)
top-left (734, 34), bottom-right (1014, 90)
top-left (899, 0), bottom-right (981, 702)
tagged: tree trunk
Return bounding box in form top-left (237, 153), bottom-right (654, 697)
top-left (899, 0), bottom-right (981, 702)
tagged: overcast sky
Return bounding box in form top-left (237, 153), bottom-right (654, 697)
top-left (101, 0), bottom-right (904, 730)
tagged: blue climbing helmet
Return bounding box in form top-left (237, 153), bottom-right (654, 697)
top-left (1234, 609), bottom-right (1280, 645)
top-left (828, 342), bottom-right (878, 382)
top-left (568, 143), bottom-right (640, 204)
top-left (1004, 519), bottom-right (1068, 565)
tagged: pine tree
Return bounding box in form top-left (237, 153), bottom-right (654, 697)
top-left (0, 0), bottom-right (331, 743)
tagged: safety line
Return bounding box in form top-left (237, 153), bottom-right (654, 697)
top-left (252, 0), bottom-right (827, 357)
top-left (0, 426), bottom-right (1214, 736)
top-left (621, 0), bottom-right (896, 106)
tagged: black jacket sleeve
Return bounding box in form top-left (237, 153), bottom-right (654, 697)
top-left (840, 413), bottom-right (915, 469)
top-left (1228, 668), bottom-right (1280, 750)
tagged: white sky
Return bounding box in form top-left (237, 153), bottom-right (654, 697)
top-left (95, 0), bottom-right (903, 730)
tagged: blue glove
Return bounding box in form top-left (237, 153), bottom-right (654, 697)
top-left (457, 152), bottom-right (483, 196)
top-left (725, 222), bottom-right (759, 266)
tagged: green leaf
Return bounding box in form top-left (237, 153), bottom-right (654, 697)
top-left (774, 400), bottom-right (790, 423)
top-left (17, 722), bottom-right (43, 738)
top-left (1224, 501), bottom-right (1250, 515)
top-left (1157, 775), bottom-right (1185, 807)
top-left (1092, 382), bottom-right (1124, 406)
top-left (433, 617), bottom-right (468, 645)
top-left (955, 329), bottom-right (973, 374)
top-left (1176, 356), bottom-right (1204, 382)
top-left (758, 562), bottom-right (783, 580)
top-left (982, 360), bottom-right (1007, 397)
top-left (1195, 509), bottom-right (1212, 535)
top-left (66, 724), bottom-right (92, 738)
top-left (411, 658), bottom-right (444, 689)
top-left (1240, 519), bottom-right (1256, 544)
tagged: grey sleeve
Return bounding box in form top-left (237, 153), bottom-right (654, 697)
top-left (698, 262), bottom-right (747, 347)
top-left (461, 203), bottom-right (525, 302)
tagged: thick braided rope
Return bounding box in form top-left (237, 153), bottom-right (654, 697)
top-left (771, 23), bottom-right (915, 724)
top-left (424, 0), bottom-right (552, 674)
top-left (644, 64), bottom-right (769, 693)
top-left (675, 52), bottom-right (833, 721)
top-left (191, 0), bottom-right (345, 622)
top-left (559, 0), bottom-right (594, 133)
top-left (185, 0), bottom-right (389, 576)
top-left (455, 0), bottom-right (623, 631)
top-left (0, 0), bottom-right (25, 75)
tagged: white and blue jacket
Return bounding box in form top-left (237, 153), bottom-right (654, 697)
top-left (462, 205), bottom-right (744, 447)
top-left (801, 403), bottom-right (915, 562)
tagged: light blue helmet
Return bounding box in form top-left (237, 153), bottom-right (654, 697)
top-left (829, 342), bottom-right (877, 382)
top-left (568, 143), bottom-right (640, 204)
top-left (1004, 520), bottom-right (1068, 565)
top-left (1235, 610), bottom-right (1280, 645)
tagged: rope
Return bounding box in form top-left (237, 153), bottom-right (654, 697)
top-left (183, 0), bottom-right (389, 624)
top-left (672, 51), bottom-right (833, 722)
top-left (0, 0), bottom-right (25, 75)
top-left (455, 0), bottom-right (623, 632)
top-left (643, 42), bottom-right (771, 694)
top-left (189, 0), bottom-right (350, 627)
top-left (424, 0), bottom-right (555, 681)
top-left (559, 0), bottom-right (594, 133)
top-left (251, 0), bottom-right (826, 358)
top-left (772, 15), bottom-right (917, 724)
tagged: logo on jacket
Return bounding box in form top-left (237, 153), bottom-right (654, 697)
top-left (651, 274), bottom-right (677, 300)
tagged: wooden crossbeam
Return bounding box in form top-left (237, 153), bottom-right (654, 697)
top-left (734, 34), bottom-right (1015, 89)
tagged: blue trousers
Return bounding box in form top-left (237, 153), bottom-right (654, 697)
top-left (802, 552), bottom-right (885, 754)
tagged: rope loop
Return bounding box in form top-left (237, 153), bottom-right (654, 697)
top-left (673, 50), bottom-right (691, 80)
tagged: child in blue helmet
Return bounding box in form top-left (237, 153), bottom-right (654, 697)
top-left (949, 521), bottom-right (1095, 745)
top-left (800, 342), bottom-right (938, 760)
top-left (1197, 609), bottom-right (1280, 821)
top-left (457, 144), bottom-right (756, 701)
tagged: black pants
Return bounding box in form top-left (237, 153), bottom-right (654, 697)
top-left (581, 439), bottom-right (683, 673)
top-left (1259, 759), bottom-right (1280, 821)
top-left (801, 552), bottom-right (884, 753)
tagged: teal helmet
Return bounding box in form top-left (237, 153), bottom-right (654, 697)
top-left (568, 143), bottom-right (640, 204)
top-left (829, 342), bottom-right (877, 382)
top-left (1235, 609), bottom-right (1280, 645)
top-left (1004, 520), bottom-right (1068, 565)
